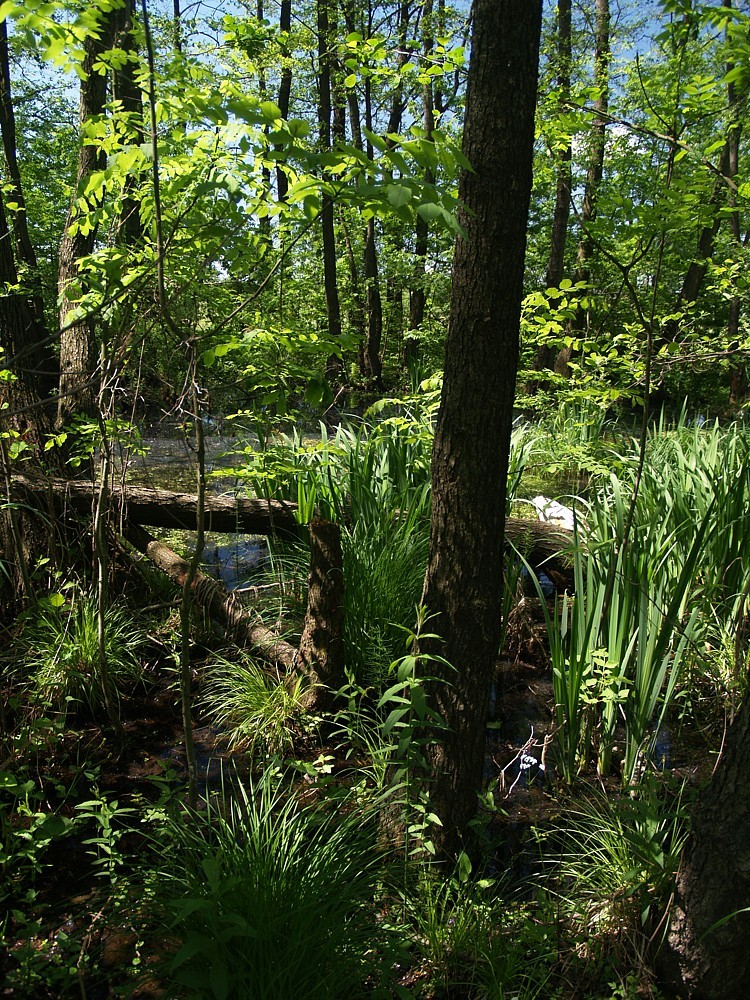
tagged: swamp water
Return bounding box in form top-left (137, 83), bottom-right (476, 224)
top-left (125, 427), bottom-right (270, 589)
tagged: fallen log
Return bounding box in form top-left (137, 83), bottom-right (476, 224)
top-left (504, 517), bottom-right (576, 591)
top-left (11, 472), bottom-right (576, 574)
top-left (124, 521), bottom-right (299, 670)
top-left (11, 472), bottom-right (300, 537)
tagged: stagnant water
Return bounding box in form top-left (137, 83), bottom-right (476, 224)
top-left (123, 426), bottom-right (270, 590)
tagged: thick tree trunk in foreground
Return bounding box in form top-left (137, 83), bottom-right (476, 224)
top-left (419, 0), bottom-right (542, 857)
top-left (661, 695), bottom-right (750, 998)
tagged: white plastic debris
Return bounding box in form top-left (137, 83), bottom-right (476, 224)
top-left (530, 495), bottom-right (577, 532)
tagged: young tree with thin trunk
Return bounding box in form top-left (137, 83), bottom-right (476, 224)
top-left (57, 11), bottom-right (117, 428)
top-left (276, 0), bottom-right (293, 202)
top-left (419, 0), bottom-right (542, 858)
top-left (316, 0), bottom-right (344, 385)
top-left (407, 0), bottom-right (436, 366)
top-left (531, 0), bottom-right (572, 381)
top-left (555, 0), bottom-right (609, 377)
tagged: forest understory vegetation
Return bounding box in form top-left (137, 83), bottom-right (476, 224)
top-left (2, 0), bottom-right (750, 994)
top-left (2, 399), bottom-right (748, 999)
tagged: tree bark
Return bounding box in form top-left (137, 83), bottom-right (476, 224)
top-left (555, 0), bottom-right (609, 377)
top-left (661, 694), bottom-right (750, 998)
top-left (57, 14), bottom-right (116, 427)
top-left (0, 20), bottom-right (55, 399)
top-left (407, 0), bottom-right (436, 366)
top-left (531, 0), bottom-right (572, 380)
top-left (0, 190), bottom-right (56, 612)
top-left (723, 0), bottom-right (745, 407)
top-left (298, 518), bottom-right (345, 710)
top-left (113, 0), bottom-right (145, 247)
top-left (276, 0), bottom-right (293, 202)
top-left (316, 0), bottom-right (344, 384)
top-left (419, 0), bottom-right (542, 857)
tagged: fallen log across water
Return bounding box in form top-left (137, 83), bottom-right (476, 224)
top-left (11, 472), bottom-right (301, 536)
top-left (124, 521), bottom-right (300, 670)
top-left (11, 472), bottom-right (575, 575)
top-left (123, 518), bottom-right (346, 690)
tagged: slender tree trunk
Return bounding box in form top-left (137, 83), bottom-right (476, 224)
top-left (113, 0), bottom-right (144, 247)
top-left (556, 0), bottom-right (609, 377)
top-left (723, 0), bottom-right (746, 407)
top-left (0, 189), bottom-right (56, 612)
top-left (407, 0), bottom-right (436, 367)
top-left (0, 20), bottom-right (55, 398)
top-left (383, 1), bottom-right (413, 362)
top-left (57, 14), bottom-right (116, 427)
top-left (419, 0), bottom-right (542, 858)
top-left (361, 11), bottom-right (383, 387)
top-left (532, 0), bottom-right (572, 380)
top-left (276, 0), bottom-right (292, 201)
top-left (663, 8), bottom-right (744, 346)
top-left (316, 0), bottom-right (343, 384)
top-left (666, 139), bottom-right (736, 336)
top-left (363, 217), bottom-right (383, 386)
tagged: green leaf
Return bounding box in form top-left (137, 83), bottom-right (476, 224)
top-left (386, 184), bottom-right (412, 209)
top-left (260, 101), bottom-right (282, 121)
top-left (287, 118), bottom-right (309, 139)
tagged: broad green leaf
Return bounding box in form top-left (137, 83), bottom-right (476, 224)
top-left (387, 184), bottom-right (412, 209)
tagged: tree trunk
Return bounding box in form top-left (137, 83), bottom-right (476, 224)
top-left (57, 14), bottom-right (116, 427)
top-left (113, 0), bottom-right (144, 246)
top-left (661, 694), bottom-right (750, 998)
top-left (0, 189), bottom-right (56, 612)
top-left (723, 0), bottom-right (745, 408)
top-left (419, 0), bottom-right (542, 858)
top-left (531, 0), bottom-right (572, 381)
top-left (555, 0), bottom-right (609, 377)
top-left (316, 0), bottom-right (344, 384)
top-left (407, 0), bottom-right (436, 367)
top-left (298, 518), bottom-right (345, 710)
top-left (363, 220), bottom-right (383, 386)
top-left (276, 0), bottom-right (293, 202)
top-left (0, 20), bottom-right (55, 398)
top-left (663, 139), bottom-right (735, 343)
